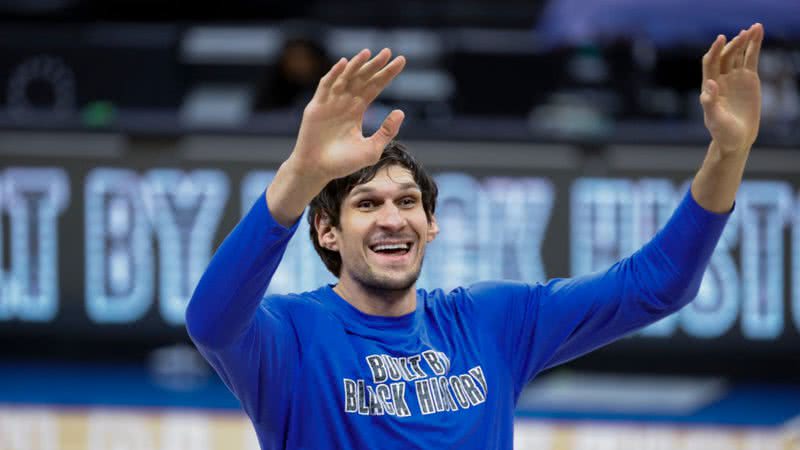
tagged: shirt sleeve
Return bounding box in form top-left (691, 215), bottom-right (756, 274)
top-left (185, 190), bottom-right (301, 424)
top-left (466, 188), bottom-right (731, 397)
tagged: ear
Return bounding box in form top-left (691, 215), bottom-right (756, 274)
top-left (426, 214), bottom-right (439, 243)
top-left (314, 212), bottom-right (339, 251)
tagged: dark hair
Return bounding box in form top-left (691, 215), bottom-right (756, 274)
top-left (308, 141), bottom-right (438, 277)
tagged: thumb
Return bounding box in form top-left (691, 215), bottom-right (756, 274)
top-left (699, 79), bottom-right (719, 114)
top-left (368, 109), bottom-right (405, 151)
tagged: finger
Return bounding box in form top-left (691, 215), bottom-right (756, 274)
top-left (355, 48), bottom-right (392, 81)
top-left (734, 28), bottom-right (750, 69)
top-left (720, 30), bottom-right (747, 73)
top-left (702, 35), bottom-right (725, 85)
top-left (315, 57), bottom-right (347, 99)
top-left (744, 23), bottom-right (764, 71)
top-left (368, 109), bottom-right (405, 151)
top-left (338, 49), bottom-right (372, 83)
top-left (363, 56), bottom-right (406, 102)
top-left (361, 56), bottom-right (406, 104)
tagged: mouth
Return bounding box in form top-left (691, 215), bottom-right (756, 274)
top-left (368, 241), bottom-right (414, 263)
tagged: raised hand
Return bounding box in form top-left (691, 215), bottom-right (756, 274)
top-left (289, 48), bottom-right (406, 182)
top-left (266, 48), bottom-right (406, 226)
top-left (699, 23), bottom-right (763, 157)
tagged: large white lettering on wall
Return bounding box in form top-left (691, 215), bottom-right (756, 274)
top-left (0, 167), bottom-right (798, 342)
top-left (0, 168), bottom-right (69, 321)
top-left (142, 169), bottom-right (229, 326)
top-left (572, 178), bottom-right (796, 340)
top-left (85, 169), bottom-right (153, 323)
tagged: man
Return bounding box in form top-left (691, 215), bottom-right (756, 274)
top-left (186, 24), bottom-right (764, 449)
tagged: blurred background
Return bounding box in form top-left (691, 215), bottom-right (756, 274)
top-left (0, 0), bottom-right (799, 449)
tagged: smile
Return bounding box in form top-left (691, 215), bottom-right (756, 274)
top-left (367, 241), bottom-right (414, 263)
top-left (369, 242), bottom-right (411, 255)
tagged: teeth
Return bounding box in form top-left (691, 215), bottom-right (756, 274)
top-left (372, 243), bottom-right (410, 252)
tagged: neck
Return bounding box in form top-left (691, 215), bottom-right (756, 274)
top-left (333, 273), bottom-right (417, 317)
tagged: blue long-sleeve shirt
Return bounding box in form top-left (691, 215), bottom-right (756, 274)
top-left (185, 187), bottom-right (730, 450)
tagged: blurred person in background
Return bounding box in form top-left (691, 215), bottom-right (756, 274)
top-left (253, 35), bottom-right (332, 112)
top-left (186, 24), bottom-right (765, 450)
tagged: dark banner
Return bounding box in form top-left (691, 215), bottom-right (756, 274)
top-left (0, 134), bottom-right (797, 377)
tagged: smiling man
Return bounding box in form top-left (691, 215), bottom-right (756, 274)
top-left (186, 24), bottom-right (765, 450)
top-left (310, 151), bottom-right (439, 316)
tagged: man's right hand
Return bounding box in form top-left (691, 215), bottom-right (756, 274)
top-left (266, 49), bottom-right (406, 227)
top-left (291, 48), bottom-right (406, 182)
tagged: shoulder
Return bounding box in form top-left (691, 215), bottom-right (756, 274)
top-left (463, 279), bottom-right (534, 300)
top-left (259, 287), bottom-right (328, 319)
top-left (420, 280), bottom-right (537, 315)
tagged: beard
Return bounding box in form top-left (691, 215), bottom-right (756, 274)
top-left (347, 252), bottom-right (425, 294)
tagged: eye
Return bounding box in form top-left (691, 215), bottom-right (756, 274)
top-left (399, 197), bottom-right (417, 207)
top-left (357, 199), bottom-right (375, 209)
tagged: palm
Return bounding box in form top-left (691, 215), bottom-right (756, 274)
top-left (292, 49), bottom-right (406, 181)
top-left (300, 104), bottom-right (379, 178)
top-left (700, 25), bottom-right (764, 155)
top-left (708, 70), bottom-right (761, 150)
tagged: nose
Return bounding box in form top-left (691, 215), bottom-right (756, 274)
top-left (376, 202), bottom-right (406, 230)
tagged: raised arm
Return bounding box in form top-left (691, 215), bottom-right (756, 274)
top-left (531, 25), bottom-right (766, 378)
top-left (692, 23), bottom-right (763, 212)
top-left (469, 27), bottom-right (764, 394)
top-left (184, 49), bottom-right (407, 423)
top-left (186, 48), bottom-right (406, 348)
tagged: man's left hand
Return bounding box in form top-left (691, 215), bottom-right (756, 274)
top-left (700, 23), bottom-right (763, 158)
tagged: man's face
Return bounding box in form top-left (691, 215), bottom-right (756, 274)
top-left (321, 165), bottom-right (438, 292)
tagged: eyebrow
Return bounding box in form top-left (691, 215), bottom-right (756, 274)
top-left (349, 182), bottom-right (421, 197)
